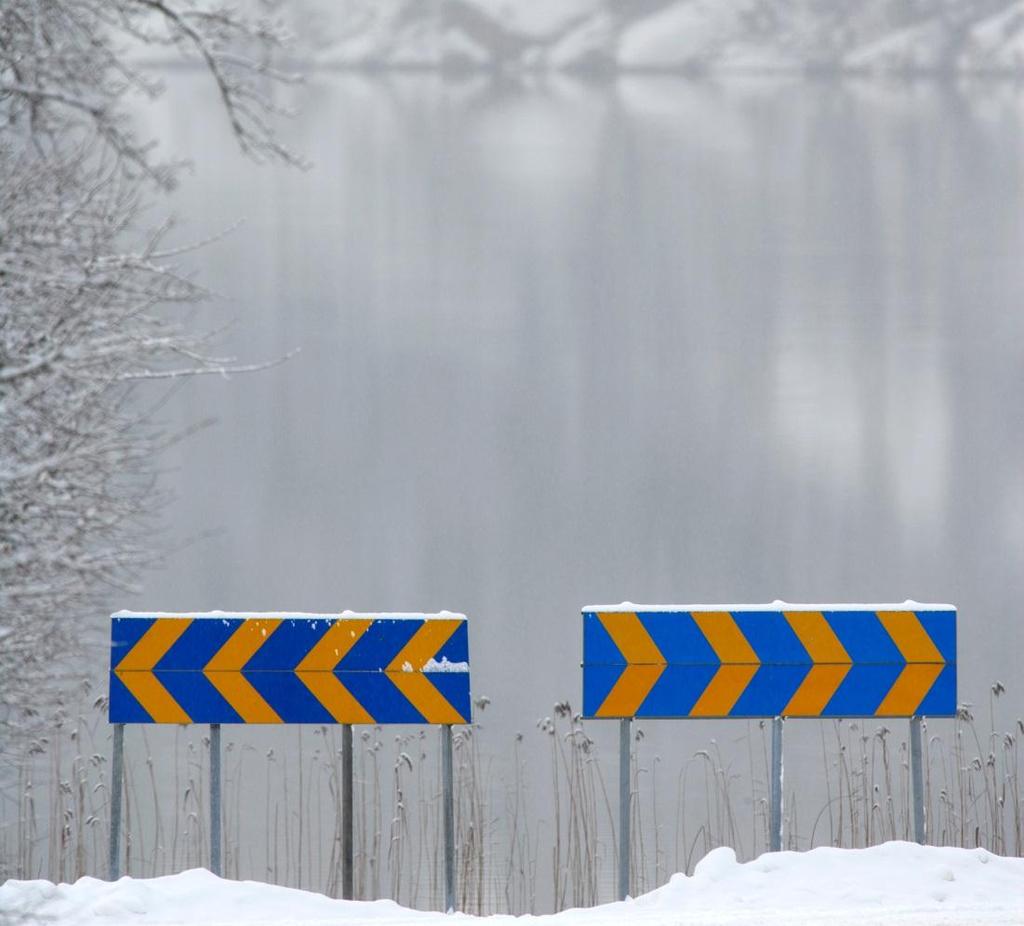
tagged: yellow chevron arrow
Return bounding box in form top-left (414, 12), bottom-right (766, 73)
top-left (595, 612), bottom-right (666, 717)
top-left (782, 611), bottom-right (852, 716)
top-left (874, 611), bottom-right (945, 715)
top-left (114, 618), bottom-right (193, 724)
top-left (386, 619), bottom-right (465, 723)
top-left (876, 611), bottom-right (944, 663)
top-left (203, 619), bottom-right (283, 723)
top-left (689, 612), bottom-right (758, 716)
top-left (296, 619), bottom-right (374, 723)
top-left (875, 664), bottom-right (944, 716)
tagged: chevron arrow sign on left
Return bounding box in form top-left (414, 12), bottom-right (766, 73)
top-left (109, 612), bottom-right (472, 725)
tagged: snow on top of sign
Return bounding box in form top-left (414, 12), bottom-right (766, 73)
top-left (112, 610), bottom-right (467, 620)
top-left (584, 601), bottom-right (956, 612)
top-left (1, 842), bottom-right (1020, 925)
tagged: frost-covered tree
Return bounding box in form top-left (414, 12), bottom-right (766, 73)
top-left (0, 1), bottom-right (297, 720)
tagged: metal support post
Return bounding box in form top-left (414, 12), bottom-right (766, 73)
top-left (108, 723), bottom-right (125, 880)
top-left (910, 715), bottom-right (925, 844)
top-left (618, 717), bottom-right (631, 900)
top-left (441, 724), bottom-right (455, 913)
top-left (341, 723), bottom-right (354, 899)
top-left (770, 716), bottom-right (783, 852)
top-left (210, 723), bottom-right (222, 876)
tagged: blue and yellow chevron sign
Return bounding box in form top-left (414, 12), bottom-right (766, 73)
top-left (110, 613), bottom-right (471, 725)
top-left (583, 605), bottom-right (956, 719)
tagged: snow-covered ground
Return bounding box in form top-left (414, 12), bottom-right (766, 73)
top-left (3, 842), bottom-right (1023, 925)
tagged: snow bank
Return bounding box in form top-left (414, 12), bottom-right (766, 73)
top-left (0, 869), bottom-right (428, 926)
top-left (636, 843), bottom-right (1024, 922)
top-left (2, 842), bottom-right (1021, 925)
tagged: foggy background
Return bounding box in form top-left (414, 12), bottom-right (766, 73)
top-left (68, 0), bottom-right (1024, 908)
top-left (125, 70), bottom-right (1024, 733)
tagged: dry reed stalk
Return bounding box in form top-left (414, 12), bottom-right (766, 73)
top-left (2, 685), bottom-right (1022, 913)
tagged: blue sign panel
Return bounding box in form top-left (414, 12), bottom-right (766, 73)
top-left (110, 613), bottom-right (472, 725)
top-left (583, 604), bottom-right (956, 719)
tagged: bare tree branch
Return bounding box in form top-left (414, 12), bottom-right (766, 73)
top-left (0, 0), bottom-right (300, 724)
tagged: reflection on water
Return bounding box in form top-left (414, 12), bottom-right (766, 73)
top-left (115, 71), bottom-right (1024, 895)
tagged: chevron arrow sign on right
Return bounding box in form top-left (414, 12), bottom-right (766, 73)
top-left (582, 603), bottom-right (956, 719)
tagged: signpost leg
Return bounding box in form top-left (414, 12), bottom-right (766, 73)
top-left (770, 716), bottom-right (783, 852)
top-left (108, 723), bottom-right (125, 880)
top-left (341, 723), bottom-right (354, 900)
top-left (210, 723), bottom-right (222, 876)
top-left (910, 716), bottom-right (925, 844)
top-left (441, 724), bottom-right (456, 913)
top-left (618, 717), bottom-right (631, 901)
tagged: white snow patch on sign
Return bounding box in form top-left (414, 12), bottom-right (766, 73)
top-left (422, 657), bottom-right (470, 673)
top-left (113, 610), bottom-right (467, 620)
top-left (584, 601), bottom-right (956, 612)
top-left (2, 842), bottom-right (1021, 925)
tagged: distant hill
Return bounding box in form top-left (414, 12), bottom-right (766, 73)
top-left (286, 0), bottom-right (1024, 74)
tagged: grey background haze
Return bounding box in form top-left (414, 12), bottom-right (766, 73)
top-left (86, 59), bottom-right (1024, 904)
top-left (124, 71), bottom-right (1024, 724)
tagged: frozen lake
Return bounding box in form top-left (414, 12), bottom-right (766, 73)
top-left (93, 70), bottom-right (1024, 900)
top-left (132, 71), bottom-right (1024, 718)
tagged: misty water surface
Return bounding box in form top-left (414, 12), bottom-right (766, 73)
top-left (100, 71), bottom-right (1024, 893)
